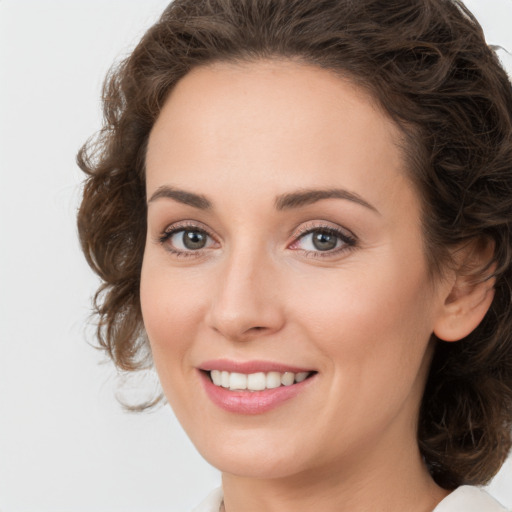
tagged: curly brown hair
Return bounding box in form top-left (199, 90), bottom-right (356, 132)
top-left (77, 0), bottom-right (512, 489)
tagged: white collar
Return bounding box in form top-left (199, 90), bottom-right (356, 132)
top-left (192, 485), bottom-right (508, 512)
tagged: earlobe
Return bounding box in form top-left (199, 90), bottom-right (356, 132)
top-left (434, 238), bottom-right (496, 342)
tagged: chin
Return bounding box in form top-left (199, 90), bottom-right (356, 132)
top-left (189, 428), bottom-right (313, 479)
top-left (203, 449), bottom-right (305, 479)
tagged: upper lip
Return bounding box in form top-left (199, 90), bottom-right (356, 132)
top-left (198, 359), bottom-right (315, 374)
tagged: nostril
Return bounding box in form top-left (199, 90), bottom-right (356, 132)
top-left (246, 326), bottom-right (269, 335)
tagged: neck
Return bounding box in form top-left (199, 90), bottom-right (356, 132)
top-left (221, 433), bottom-right (449, 512)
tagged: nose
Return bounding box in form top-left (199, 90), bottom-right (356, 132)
top-left (205, 245), bottom-right (286, 342)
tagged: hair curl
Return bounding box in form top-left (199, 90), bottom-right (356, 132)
top-left (77, 0), bottom-right (512, 489)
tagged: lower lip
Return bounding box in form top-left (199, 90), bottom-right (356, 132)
top-left (199, 371), bottom-right (315, 415)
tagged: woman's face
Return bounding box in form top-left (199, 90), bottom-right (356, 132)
top-left (141, 60), bottom-right (449, 480)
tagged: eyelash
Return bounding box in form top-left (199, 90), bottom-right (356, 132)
top-left (290, 224), bottom-right (357, 259)
top-left (157, 221), bottom-right (357, 259)
top-left (157, 221), bottom-right (216, 259)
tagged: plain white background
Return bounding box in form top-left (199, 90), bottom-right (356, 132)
top-left (0, 1), bottom-right (511, 511)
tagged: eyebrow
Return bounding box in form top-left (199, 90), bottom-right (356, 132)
top-left (148, 186), bottom-right (212, 209)
top-left (148, 185), bottom-right (378, 214)
top-left (274, 188), bottom-right (379, 213)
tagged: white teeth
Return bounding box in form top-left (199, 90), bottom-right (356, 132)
top-left (229, 372), bottom-right (247, 390)
top-left (209, 370), bottom-right (312, 390)
top-left (247, 372), bottom-right (266, 391)
top-left (281, 372), bottom-right (295, 386)
top-left (211, 370), bottom-right (222, 386)
top-left (295, 372), bottom-right (309, 383)
top-left (266, 372), bottom-right (282, 389)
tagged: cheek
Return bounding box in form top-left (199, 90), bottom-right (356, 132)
top-left (290, 262), bottom-right (436, 447)
top-left (139, 258), bottom-right (214, 421)
top-left (139, 255), bottom-right (206, 370)
top-left (291, 255), bottom-right (435, 383)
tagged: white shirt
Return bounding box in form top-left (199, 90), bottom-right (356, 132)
top-left (192, 486), bottom-right (508, 512)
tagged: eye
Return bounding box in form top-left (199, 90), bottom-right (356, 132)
top-left (158, 224), bottom-right (217, 256)
top-left (290, 225), bottom-right (356, 257)
top-left (173, 229), bottom-right (210, 250)
top-left (300, 230), bottom-right (340, 251)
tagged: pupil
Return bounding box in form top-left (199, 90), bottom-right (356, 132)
top-left (183, 230), bottom-right (206, 250)
top-left (313, 232), bottom-right (337, 251)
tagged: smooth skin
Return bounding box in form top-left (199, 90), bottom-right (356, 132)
top-left (141, 59), bottom-right (495, 512)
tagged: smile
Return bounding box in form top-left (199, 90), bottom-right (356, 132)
top-left (199, 362), bottom-right (317, 414)
top-left (209, 370), bottom-right (312, 391)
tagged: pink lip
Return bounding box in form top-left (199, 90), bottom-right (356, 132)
top-left (198, 364), bottom-right (316, 415)
top-left (199, 359), bottom-right (313, 374)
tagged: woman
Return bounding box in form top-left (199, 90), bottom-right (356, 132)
top-left (77, 0), bottom-right (512, 510)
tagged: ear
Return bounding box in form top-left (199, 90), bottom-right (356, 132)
top-left (433, 239), bottom-right (496, 342)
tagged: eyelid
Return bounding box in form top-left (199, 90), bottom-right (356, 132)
top-left (291, 220), bottom-right (357, 241)
top-left (292, 221), bottom-right (355, 240)
top-left (156, 220), bottom-right (219, 257)
top-left (155, 219), bottom-right (357, 259)
top-left (288, 221), bottom-right (357, 257)
top-left (161, 220), bottom-right (215, 238)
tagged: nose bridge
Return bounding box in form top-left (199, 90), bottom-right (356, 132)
top-left (206, 236), bottom-right (284, 340)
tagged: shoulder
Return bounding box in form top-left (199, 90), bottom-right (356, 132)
top-left (191, 487), bottom-right (223, 512)
top-left (433, 486), bottom-right (509, 512)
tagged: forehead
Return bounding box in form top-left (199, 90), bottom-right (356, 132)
top-left (148, 59), bottom-right (401, 156)
top-left (146, 59), bottom-right (414, 215)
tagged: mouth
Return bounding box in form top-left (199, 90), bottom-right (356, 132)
top-left (205, 369), bottom-right (315, 391)
top-left (197, 362), bottom-right (317, 414)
